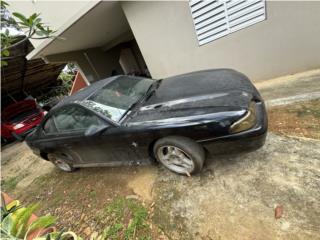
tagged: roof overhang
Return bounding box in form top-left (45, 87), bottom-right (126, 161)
top-left (27, 1), bottom-right (131, 60)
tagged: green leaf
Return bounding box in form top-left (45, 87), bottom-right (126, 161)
top-left (36, 23), bottom-right (45, 31)
top-left (1, 193), bottom-right (9, 217)
top-left (11, 208), bottom-right (27, 236)
top-left (16, 204), bottom-right (39, 238)
top-left (35, 31), bottom-right (45, 36)
top-left (29, 13), bottom-right (38, 21)
top-left (1, 215), bottom-right (14, 233)
top-left (1, 60), bottom-right (8, 66)
top-left (2, 49), bottom-right (10, 57)
top-left (11, 204), bottom-right (39, 238)
top-left (33, 17), bottom-right (42, 27)
top-left (12, 12), bottom-right (29, 25)
top-left (1, 0), bottom-right (9, 9)
top-left (26, 215), bottom-right (56, 237)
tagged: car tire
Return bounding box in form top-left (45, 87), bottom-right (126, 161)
top-left (48, 153), bottom-right (76, 172)
top-left (153, 136), bottom-right (205, 176)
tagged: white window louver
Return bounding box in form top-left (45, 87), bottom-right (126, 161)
top-left (189, 0), bottom-right (266, 45)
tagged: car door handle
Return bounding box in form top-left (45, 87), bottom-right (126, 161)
top-left (63, 144), bottom-right (72, 149)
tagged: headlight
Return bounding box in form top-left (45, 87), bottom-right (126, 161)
top-left (229, 102), bottom-right (257, 133)
top-left (13, 123), bottom-right (25, 130)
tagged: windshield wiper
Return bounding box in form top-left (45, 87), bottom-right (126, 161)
top-left (144, 79), bottom-right (162, 100)
top-left (119, 80), bottom-right (161, 123)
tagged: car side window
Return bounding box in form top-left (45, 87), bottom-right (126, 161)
top-left (49, 105), bottom-right (107, 133)
top-left (43, 118), bottom-right (57, 134)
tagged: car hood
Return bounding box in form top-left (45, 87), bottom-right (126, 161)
top-left (127, 69), bottom-right (255, 125)
top-left (2, 99), bottom-right (37, 122)
top-left (145, 69), bottom-right (256, 105)
top-left (129, 91), bottom-right (251, 125)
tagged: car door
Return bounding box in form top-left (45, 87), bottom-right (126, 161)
top-left (41, 104), bottom-right (133, 166)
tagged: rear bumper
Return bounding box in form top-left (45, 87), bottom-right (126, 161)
top-left (199, 101), bottom-right (268, 155)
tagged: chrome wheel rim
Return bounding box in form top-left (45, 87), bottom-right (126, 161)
top-left (54, 159), bottom-right (72, 172)
top-left (157, 145), bottom-right (194, 174)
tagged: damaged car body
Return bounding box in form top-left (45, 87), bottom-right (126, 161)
top-left (26, 69), bottom-right (268, 175)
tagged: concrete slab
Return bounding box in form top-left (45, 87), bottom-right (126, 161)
top-left (255, 68), bottom-right (320, 103)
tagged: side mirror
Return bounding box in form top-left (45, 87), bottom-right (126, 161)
top-left (84, 125), bottom-right (109, 137)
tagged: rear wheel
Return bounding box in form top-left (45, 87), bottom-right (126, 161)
top-left (48, 153), bottom-right (76, 172)
top-left (153, 136), bottom-right (205, 176)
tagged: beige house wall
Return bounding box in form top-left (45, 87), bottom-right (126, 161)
top-left (122, 1), bottom-right (320, 81)
top-left (8, 0), bottom-right (98, 49)
top-left (46, 47), bottom-right (124, 83)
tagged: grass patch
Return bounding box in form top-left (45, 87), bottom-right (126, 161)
top-left (102, 197), bottom-right (151, 240)
top-left (1, 176), bottom-right (20, 191)
top-left (89, 190), bottom-right (97, 199)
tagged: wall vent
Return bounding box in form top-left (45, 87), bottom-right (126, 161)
top-left (189, 0), bottom-right (266, 45)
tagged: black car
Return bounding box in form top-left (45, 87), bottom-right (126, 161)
top-left (26, 69), bottom-right (267, 176)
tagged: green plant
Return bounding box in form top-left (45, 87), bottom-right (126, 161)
top-left (1, 194), bottom-right (22, 220)
top-left (0, 199), bottom-right (56, 239)
top-left (1, 0), bottom-right (55, 66)
top-left (104, 223), bottom-right (123, 239)
top-left (0, 194), bottom-right (88, 240)
top-left (57, 71), bottom-right (74, 94)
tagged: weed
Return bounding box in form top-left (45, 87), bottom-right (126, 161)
top-left (105, 223), bottom-right (123, 239)
top-left (104, 197), bottom-right (151, 240)
top-left (89, 190), bottom-right (97, 199)
top-left (2, 176), bottom-right (19, 191)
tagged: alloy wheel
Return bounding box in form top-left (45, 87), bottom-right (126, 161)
top-left (54, 159), bottom-right (72, 172)
top-left (157, 145), bottom-right (195, 174)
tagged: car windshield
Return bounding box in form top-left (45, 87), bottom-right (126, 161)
top-left (81, 76), bottom-right (154, 122)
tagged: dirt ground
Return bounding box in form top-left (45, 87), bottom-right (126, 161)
top-left (268, 99), bottom-right (320, 140)
top-left (1, 70), bottom-right (320, 239)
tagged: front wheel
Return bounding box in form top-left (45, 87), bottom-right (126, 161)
top-left (48, 153), bottom-right (76, 172)
top-left (153, 136), bottom-right (205, 176)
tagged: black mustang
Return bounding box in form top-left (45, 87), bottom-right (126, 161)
top-left (26, 69), bottom-right (267, 175)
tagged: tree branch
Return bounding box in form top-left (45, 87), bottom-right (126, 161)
top-left (1, 54), bottom-right (25, 60)
top-left (1, 36), bottom-right (28, 51)
top-left (29, 36), bottom-right (53, 39)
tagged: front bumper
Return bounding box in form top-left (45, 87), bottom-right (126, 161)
top-left (12, 127), bottom-right (37, 141)
top-left (199, 101), bottom-right (268, 155)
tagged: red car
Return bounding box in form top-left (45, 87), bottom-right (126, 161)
top-left (1, 99), bottom-right (46, 144)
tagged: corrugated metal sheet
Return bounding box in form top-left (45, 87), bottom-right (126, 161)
top-left (1, 36), bottom-right (65, 108)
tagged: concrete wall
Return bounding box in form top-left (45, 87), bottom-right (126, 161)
top-left (46, 46), bottom-right (124, 83)
top-left (45, 39), bottom-right (149, 83)
top-left (122, 1), bottom-right (320, 81)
